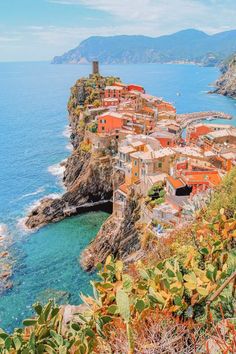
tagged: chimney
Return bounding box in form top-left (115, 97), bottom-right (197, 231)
top-left (92, 61), bottom-right (99, 75)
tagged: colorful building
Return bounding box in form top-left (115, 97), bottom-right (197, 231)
top-left (97, 112), bottom-right (127, 134)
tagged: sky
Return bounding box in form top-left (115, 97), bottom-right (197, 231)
top-left (0, 0), bottom-right (236, 62)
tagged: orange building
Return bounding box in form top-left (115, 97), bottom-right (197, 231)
top-left (182, 170), bottom-right (221, 195)
top-left (97, 112), bottom-right (127, 133)
top-left (150, 131), bottom-right (176, 147)
top-left (187, 125), bottom-right (212, 143)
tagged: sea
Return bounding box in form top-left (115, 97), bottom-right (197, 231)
top-left (0, 62), bottom-right (235, 332)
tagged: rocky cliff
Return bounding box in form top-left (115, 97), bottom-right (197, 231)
top-left (213, 55), bottom-right (236, 98)
top-left (25, 75), bottom-right (118, 229)
top-left (81, 189), bottom-right (141, 271)
top-left (25, 73), bottom-right (142, 270)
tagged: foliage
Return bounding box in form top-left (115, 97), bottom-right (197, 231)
top-left (0, 170), bottom-right (236, 353)
top-left (87, 122), bottom-right (98, 134)
top-left (147, 183), bottom-right (165, 207)
top-left (207, 167), bottom-right (236, 218)
top-left (80, 141), bottom-right (91, 153)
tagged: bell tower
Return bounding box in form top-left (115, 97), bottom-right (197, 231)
top-left (92, 60), bottom-right (99, 75)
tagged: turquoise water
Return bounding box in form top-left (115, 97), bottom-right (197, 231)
top-left (0, 62), bottom-right (235, 331)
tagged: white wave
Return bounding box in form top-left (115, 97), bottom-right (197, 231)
top-left (15, 187), bottom-right (45, 202)
top-left (16, 217), bottom-right (35, 234)
top-left (48, 161), bottom-right (66, 177)
top-left (63, 125), bottom-right (72, 138)
top-left (17, 192), bottom-right (63, 233)
top-left (66, 143), bottom-right (73, 152)
top-left (0, 223), bottom-right (8, 237)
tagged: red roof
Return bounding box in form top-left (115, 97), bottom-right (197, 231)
top-left (167, 176), bottom-right (185, 189)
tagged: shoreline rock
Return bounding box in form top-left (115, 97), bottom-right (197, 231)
top-left (211, 55), bottom-right (236, 99)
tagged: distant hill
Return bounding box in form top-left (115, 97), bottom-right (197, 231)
top-left (52, 29), bottom-right (236, 66)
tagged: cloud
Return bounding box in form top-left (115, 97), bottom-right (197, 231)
top-left (47, 0), bottom-right (236, 34)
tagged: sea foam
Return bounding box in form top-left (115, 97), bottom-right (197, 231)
top-left (63, 125), bottom-right (72, 139)
top-left (0, 223), bottom-right (8, 237)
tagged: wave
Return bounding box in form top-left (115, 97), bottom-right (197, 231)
top-left (15, 187), bottom-right (45, 202)
top-left (66, 143), bottom-right (73, 152)
top-left (17, 192), bottom-right (63, 233)
top-left (62, 125), bottom-right (72, 138)
top-left (48, 161), bottom-right (66, 178)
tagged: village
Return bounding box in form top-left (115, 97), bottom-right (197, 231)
top-left (78, 62), bottom-right (235, 236)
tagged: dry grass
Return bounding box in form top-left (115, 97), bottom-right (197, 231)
top-left (97, 310), bottom-right (205, 354)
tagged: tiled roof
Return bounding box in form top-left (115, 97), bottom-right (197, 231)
top-left (166, 175), bottom-right (185, 189)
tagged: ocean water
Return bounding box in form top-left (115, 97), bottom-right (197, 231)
top-left (0, 62), bottom-right (235, 331)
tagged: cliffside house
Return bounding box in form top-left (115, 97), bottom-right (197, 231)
top-left (97, 112), bottom-right (127, 134)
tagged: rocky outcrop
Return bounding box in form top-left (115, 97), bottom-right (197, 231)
top-left (25, 73), bottom-right (141, 269)
top-left (81, 190), bottom-right (141, 271)
top-left (25, 153), bottom-right (114, 229)
top-left (213, 55), bottom-right (236, 98)
top-left (25, 75), bottom-right (120, 229)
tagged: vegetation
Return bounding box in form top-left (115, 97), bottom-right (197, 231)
top-left (146, 183), bottom-right (166, 207)
top-left (0, 169), bottom-right (236, 353)
top-left (79, 141), bottom-right (91, 153)
top-left (87, 122), bottom-right (98, 134)
top-left (68, 75), bottom-right (121, 118)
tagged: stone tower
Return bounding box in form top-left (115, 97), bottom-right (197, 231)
top-left (92, 61), bottom-right (99, 75)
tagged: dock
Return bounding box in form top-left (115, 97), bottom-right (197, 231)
top-left (176, 111), bottom-right (232, 128)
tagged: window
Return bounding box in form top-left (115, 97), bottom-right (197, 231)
top-left (158, 162), bottom-right (162, 168)
top-left (102, 127), bottom-right (105, 131)
top-left (134, 160), bottom-right (137, 166)
top-left (135, 172), bottom-right (138, 176)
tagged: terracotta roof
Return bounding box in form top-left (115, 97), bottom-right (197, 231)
top-left (118, 183), bottom-right (128, 194)
top-left (166, 175), bottom-right (185, 189)
top-left (182, 172), bottom-right (221, 186)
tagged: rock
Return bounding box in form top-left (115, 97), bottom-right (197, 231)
top-left (0, 252), bottom-right (9, 258)
top-left (25, 154), bottom-right (114, 229)
top-left (81, 189), bottom-right (141, 271)
top-left (212, 55), bottom-right (236, 98)
top-left (0, 271), bottom-right (11, 280)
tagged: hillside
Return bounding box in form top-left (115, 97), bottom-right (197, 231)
top-left (213, 54), bottom-right (236, 98)
top-left (52, 29), bottom-right (236, 66)
top-left (1, 168), bottom-right (236, 353)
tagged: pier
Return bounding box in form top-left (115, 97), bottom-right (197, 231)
top-left (176, 111), bottom-right (232, 128)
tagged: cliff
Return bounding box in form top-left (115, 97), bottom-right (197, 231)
top-left (81, 189), bottom-right (141, 271)
top-left (52, 29), bottom-right (236, 66)
top-left (25, 74), bottom-right (119, 229)
top-left (213, 54), bottom-right (236, 98)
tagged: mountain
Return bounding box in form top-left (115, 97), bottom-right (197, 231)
top-left (52, 29), bottom-right (236, 66)
top-left (213, 54), bottom-right (236, 98)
